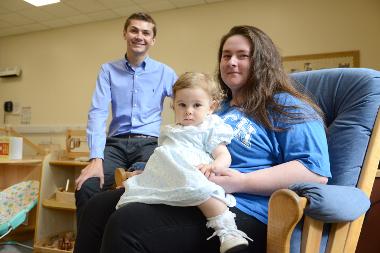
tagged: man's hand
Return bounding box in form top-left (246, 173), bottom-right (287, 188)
top-left (75, 158), bottom-right (104, 190)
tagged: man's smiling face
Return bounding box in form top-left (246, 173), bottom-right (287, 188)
top-left (124, 19), bottom-right (155, 57)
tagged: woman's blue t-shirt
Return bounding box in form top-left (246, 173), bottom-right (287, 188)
top-left (216, 93), bottom-right (331, 224)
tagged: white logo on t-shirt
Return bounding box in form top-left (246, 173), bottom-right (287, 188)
top-left (222, 113), bottom-right (256, 148)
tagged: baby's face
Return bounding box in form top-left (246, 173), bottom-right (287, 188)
top-left (173, 87), bottom-right (214, 126)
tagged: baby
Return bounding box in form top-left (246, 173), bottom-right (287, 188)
top-left (116, 72), bottom-right (251, 253)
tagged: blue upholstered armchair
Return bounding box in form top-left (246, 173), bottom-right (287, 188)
top-left (267, 68), bottom-right (380, 253)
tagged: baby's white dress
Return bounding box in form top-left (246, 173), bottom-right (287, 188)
top-left (116, 114), bottom-right (235, 209)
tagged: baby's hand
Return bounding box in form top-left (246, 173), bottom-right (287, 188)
top-left (197, 163), bottom-right (218, 179)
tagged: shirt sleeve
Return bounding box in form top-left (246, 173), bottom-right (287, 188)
top-left (165, 67), bottom-right (178, 97)
top-left (87, 65), bottom-right (111, 159)
top-left (274, 117), bottom-right (331, 178)
top-left (206, 115), bottom-right (234, 154)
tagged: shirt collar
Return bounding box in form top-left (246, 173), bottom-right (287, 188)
top-left (124, 53), bottom-right (149, 71)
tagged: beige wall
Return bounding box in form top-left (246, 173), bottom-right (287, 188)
top-left (0, 0), bottom-right (379, 147)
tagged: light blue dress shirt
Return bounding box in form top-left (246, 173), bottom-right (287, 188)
top-left (87, 56), bottom-right (177, 159)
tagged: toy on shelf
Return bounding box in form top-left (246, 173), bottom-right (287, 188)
top-left (64, 129), bottom-right (89, 161)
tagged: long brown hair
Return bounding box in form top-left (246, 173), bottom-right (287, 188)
top-left (217, 25), bottom-right (323, 131)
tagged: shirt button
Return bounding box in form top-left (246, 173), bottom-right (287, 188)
top-left (133, 104), bottom-right (137, 107)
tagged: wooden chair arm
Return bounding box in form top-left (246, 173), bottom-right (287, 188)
top-left (114, 168), bottom-right (140, 187)
top-left (267, 189), bottom-right (308, 253)
top-left (115, 168), bottom-right (128, 187)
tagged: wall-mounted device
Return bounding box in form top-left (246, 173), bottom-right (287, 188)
top-left (3, 101), bottom-right (13, 124)
top-left (4, 101), bottom-right (13, 113)
top-left (0, 66), bottom-right (22, 77)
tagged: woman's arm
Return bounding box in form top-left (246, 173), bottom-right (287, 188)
top-left (209, 160), bottom-right (328, 196)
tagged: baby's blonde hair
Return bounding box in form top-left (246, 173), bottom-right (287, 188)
top-left (173, 72), bottom-right (224, 106)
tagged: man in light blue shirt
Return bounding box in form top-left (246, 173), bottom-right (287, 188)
top-left (75, 12), bottom-right (177, 222)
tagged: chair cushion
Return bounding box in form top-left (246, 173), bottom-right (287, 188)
top-left (291, 68), bottom-right (380, 186)
top-left (127, 162), bottom-right (146, 172)
top-left (289, 182), bottom-right (370, 222)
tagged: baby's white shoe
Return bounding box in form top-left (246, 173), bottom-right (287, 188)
top-left (206, 209), bottom-right (252, 253)
top-left (219, 232), bottom-right (249, 253)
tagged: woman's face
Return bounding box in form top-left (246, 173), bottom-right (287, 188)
top-left (220, 35), bottom-right (251, 97)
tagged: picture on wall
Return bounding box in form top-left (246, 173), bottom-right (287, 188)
top-left (282, 50), bottom-right (360, 73)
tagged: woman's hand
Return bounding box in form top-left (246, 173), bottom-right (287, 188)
top-left (208, 168), bottom-right (246, 194)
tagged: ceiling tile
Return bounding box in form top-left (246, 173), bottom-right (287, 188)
top-left (0, 0), bottom-right (229, 38)
top-left (0, 12), bottom-right (34, 26)
top-left (41, 18), bottom-right (74, 28)
top-left (111, 5), bottom-right (144, 17)
top-left (64, 0), bottom-right (107, 13)
top-left (0, 6), bottom-right (11, 15)
top-left (86, 10), bottom-right (119, 21)
top-left (65, 14), bottom-right (92, 24)
top-left (18, 8), bottom-right (56, 21)
top-left (0, 30), bottom-right (19, 37)
top-left (138, 0), bottom-right (176, 12)
top-left (18, 23), bottom-right (50, 32)
top-left (131, 0), bottom-right (159, 4)
top-left (97, 0), bottom-right (135, 8)
top-left (0, 0), bottom-right (33, 11)
top-left (40, 2), bottom-right (81, 18)
top-left (0, 20), bottom-right (11, 29)
top-left (0, 26), bottom-right (30, 37)
top-left (169, 0), bottom-right (204, 8)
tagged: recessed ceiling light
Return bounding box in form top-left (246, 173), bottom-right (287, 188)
top-left (23, 0), bottom-right (60, 7)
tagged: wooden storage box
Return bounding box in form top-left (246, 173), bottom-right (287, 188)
top-left (55, 189), bottom-right (75, 205)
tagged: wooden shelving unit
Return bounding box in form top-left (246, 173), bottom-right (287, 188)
top-left (0, 159), bottom-right (43, 188)
top-left (0, 128), bottom-right (88, 252)
top-left (42, 197), bottom-right (76, 211)
top-left (33, 130), bottom-right (89, 252)
top-left (49, 160), bottom-right (89, 167)
top-left (0, 159), bottom-right (42, 164)
top-left (34, 158), bottom-right (88, 253)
